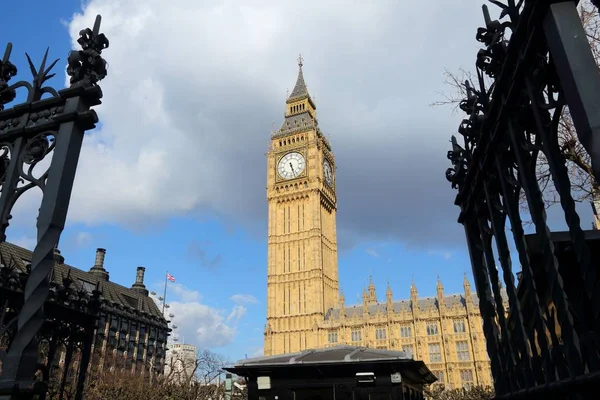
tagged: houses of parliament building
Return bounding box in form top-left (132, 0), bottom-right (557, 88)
top-left (263, 57), bottom-right (501, 390)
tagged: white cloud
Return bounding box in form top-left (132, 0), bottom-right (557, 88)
top-left (58, 0), bottom-right (487, 248)
top-left (11, 235), bottom-right (36, 250)
top-left (428, 250), bottom-right (453, 260)
top-left (75, 231), bottom-right (93, 247)
top-left (169, 300), bottom-right (239, 348)
top-left (365, 248), bottom-right (379, 258)
top-left (227, 305), bottom-right (247, 323)
top-left (230, 294), bottom-right (259, 305)
top-left (366, 242), bottom-right (388, 258)
top-left (168, 283), bottom-right (202, 303)
top-left (154, 283), bottom-right (248, 348)
top-left (247, 347), bottom-right (264, 358)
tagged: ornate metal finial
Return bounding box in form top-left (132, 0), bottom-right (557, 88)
top-left (0, 43), bottom-right (17, 109)
top-left (67, 14), bottom-right (109, 86)
top-left (298, 53), bottom-right (303, 68)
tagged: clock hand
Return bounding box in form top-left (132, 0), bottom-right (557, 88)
top-left (289, 162), bottom-right (295, 177)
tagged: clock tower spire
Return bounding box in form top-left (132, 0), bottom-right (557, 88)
top-left (264, 57), bottom-right (339, 356)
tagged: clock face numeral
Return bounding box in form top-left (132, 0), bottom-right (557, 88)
top-left (323, 159), bottom-right (333, 186)
top-left (278, 152), bottom-right (306, 180)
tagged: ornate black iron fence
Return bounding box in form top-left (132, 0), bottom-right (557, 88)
top-left (0, 15), bottom-right (109, 399)
top-left (446, 1), bottom-right (600, 399)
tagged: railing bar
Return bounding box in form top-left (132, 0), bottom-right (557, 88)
top-left (475, 200), bottom-right (521, 391)
top-left (494, 153), bottom-right (556, 385)
top-left (483, 180), bottom-right (536, 387)
top-left (462, 215), bottom-right (507, 393)
top-left (525, 76), bottom-right (600, 372)
top-left (507, 118), bottom-right (584, 377)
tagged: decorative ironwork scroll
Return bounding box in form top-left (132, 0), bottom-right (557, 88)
top-left (446, 1), bottom-right (600, 398)
top-left (0, 15), bottom-right (109, 399)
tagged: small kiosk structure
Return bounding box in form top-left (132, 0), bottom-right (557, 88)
top-left (224, 345), bottom-right (436, 400)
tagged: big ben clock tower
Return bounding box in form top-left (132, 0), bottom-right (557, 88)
top-left (264, 56), bottom-right (339, 356)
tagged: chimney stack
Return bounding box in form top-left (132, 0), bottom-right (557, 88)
top-left (132, 266), bottom-right (149, 296)
top-left (89, 248), bottom-right (109, 281)
top-left (53, 246), bottom-right (65, 264)
top-left (94, 248), bottom-right (106, 269)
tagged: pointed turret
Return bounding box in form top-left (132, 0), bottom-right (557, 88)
top-left (275, 55), bottom-right (318, 137)
top-left (410, 275), bottom-right (418, 312)
top-left (436, 275), bottom-right (445, 316)
top-left (367, 273), bottom-right (377, 305)
top-left (287, 55), bottom-right (310, 102)
top-left (436, 275), bottom-right (444, 304)
top-left (386, 280), bottom-right (393, 314)
top-left (362, 286), bottom-right (369, 313)
top-left (464, 273), bottom-right (473, 306)
top-left (410, 276), bottom-right (418, 298)
top-left (339, 289), bottom-right (346, 318)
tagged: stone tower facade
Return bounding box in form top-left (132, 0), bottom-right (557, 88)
top-left (264, 56), bottom-right (339, 356)
top-left (264, 60), bottom-right (501, 390)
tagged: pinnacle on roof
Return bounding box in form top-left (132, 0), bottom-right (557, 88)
top-left (287, 54), bottom-right (310, 102)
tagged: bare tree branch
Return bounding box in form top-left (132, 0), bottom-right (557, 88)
top-left (438, 1), bottom-right (600, 226)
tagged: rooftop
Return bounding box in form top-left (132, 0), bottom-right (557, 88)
top-left (326, 289), bottom-right (508, 320)
top-left (0, 242), bottom-right (166, 323)
top-left (233, 345), bottom-right (413, 367)
top-left (225, 345), bottom-right (437, 385)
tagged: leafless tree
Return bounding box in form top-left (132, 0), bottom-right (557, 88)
top-left (80, 348), bottom-right (233, 400)
top-left (163, 347), bottom-right (230, 388)
top-left (426, 385), bottom-right (495, 400)
top-left (194, 348), bottom-right (230, 385)
top-left (433, 1), bottom-right (600, 227)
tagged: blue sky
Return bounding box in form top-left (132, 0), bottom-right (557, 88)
top-left (2, 0), bottom-right (593, 362)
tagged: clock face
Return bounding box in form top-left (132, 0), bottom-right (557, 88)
top-left (323, 159), bottom-right (333, 186)
top-left (277, 152), bottom-right (306, 180)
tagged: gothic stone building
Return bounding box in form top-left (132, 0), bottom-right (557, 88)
top-left (0, 242), bottom-right (169, 375)
top-left (264, 59), bottom-right (503, 390)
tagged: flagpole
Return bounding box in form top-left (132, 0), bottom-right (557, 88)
top-left (162, 270), bottom-right (168, 316)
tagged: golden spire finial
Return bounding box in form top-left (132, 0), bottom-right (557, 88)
top-left (298, 53), bottom-right (303, 68)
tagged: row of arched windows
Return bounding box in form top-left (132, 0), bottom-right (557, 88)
top-left (279, 135), bottom-right (306, 147)
top-left (290, 103), bottom-right (306, 114)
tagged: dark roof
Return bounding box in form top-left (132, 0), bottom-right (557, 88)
top-left (326, 290), bottom-right (508, 320)
top-left (0, 242), bottom-right (166, 322)
top-left (225, 345), bottom-right (437, 385)
top-left (273, 63), bottom-right (332, 152)
top-left (232, 346), bottom-right (412, 367)
top-left (275, 111), bottom-right (317, 137)
top-left (288, 65), bottom-right (309, 100)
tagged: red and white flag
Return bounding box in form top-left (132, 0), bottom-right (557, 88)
top-left (167, 273), bottom-right (175, 282)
